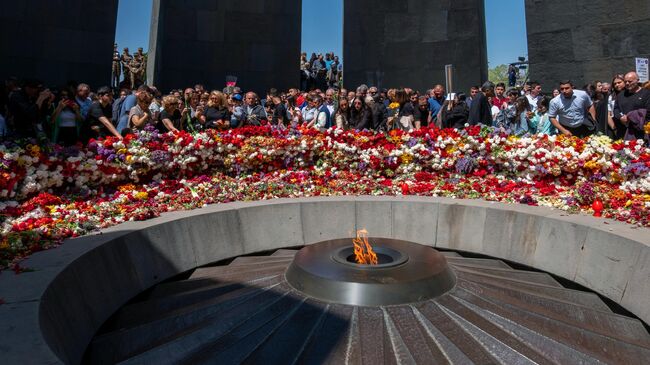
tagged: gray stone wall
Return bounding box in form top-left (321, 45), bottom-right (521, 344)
top-left (149, 0), bottom-right (302, 95)
top-left (343, 0), bottom-right (488, 93)
top-left (525, 0), bottom-right (650, 88)
top-left (0, 1), bottom-right (118, 89)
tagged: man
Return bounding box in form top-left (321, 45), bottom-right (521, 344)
top-left (370, 91), bottom-right (388, 131)
top-left (85, 86), bottom-right (122, 140)
top-left (307, 95), bottom-right (331, 129)
top-left (120, 48), bottom-right (133, 86)
top-left (548, 80), bottom-right (596, 138)
top-left (243, 92), bottom-right (267, 125)
top-left (427, 85), bottom-right (445, 121)
top-left (356, 85), bottom-right (369, 100)
top-left (508, 64), bottom-right (517, 87)
top-left (111, 44), bottom-right (121, 89)
top-left (526, 81), bottom-right (543, 111)
top-left (414, 95), bottom-right (431, 129)
top-left (75, 83), bottom-right (92, 119)
top-left (468, 82), bottom-right (494, 126)
top-left (492, 82), bottom-right (508, 109)
top-left (466, 86), bottom-right (479, 108)
top-left (324, 88), bottom-right (336, 115)
top-left (270, 94), bottom-right (287, 127)
top-left (613, 72), bottom-right (650, 140)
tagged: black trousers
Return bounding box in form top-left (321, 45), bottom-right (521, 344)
top-left (564, 123), bottom-right (595, 138)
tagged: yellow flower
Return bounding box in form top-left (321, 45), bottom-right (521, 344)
top-left (126, 155), bottom-right (133, 164)
top-left (118, 184), bottom-right (136, 192)
top-left (583, 160), bottom-right (601, 171)
top-left (27, 144), bottom-right (41, 157)
top-left (610, 172), bottom-right (623, 183)
top-left (400, 154), bottom-right (414, 164)
top-left (388, 102), bottom-right (400, 109)
top-left (645, 122), bottom-right (650, 135)
top-left (134, 192), bottom-right (149, 200)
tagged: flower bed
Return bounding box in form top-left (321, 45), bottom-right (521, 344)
top-left (2, 125), bottom-right (650, 270)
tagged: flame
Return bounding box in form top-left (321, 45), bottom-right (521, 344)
top-left (352, 229), bottom-right (378, 265)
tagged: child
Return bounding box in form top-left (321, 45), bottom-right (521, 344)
top-left (530, 96), bottom-right (557, 135)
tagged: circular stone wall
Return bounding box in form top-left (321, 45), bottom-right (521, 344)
top-left (0, 196), bottom-right (649, 364)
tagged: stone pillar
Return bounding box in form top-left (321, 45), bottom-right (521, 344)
top-left (149, 0), bottom-right (302, 95)
top-left (525, 0), bottom-right (650, 88)
top-left (343, 0), bottom-right (488, 94)
top-left (0, 0), bottom-right (118, 88)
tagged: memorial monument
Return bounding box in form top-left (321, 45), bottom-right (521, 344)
top-left (343, 0), bottom-right (488, 93)
top-left (525, 0), bottom-right (650, 87)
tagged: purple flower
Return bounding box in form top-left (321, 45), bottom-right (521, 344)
top-left (151, 150), bottom-right (171, 164)
top-left (455, 157), bottom-right (475, 174)
top-left (407, 138), bottom-right (418, 148)
top-left (622, 162), bottom-right (649, 177)
top-left (576, 182), bottom-right (596, 205)
top-left (535, 165), bottom-right (549, 175)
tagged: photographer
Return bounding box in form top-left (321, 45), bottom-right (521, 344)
top-left (51, 89), bottom-right (83, 145)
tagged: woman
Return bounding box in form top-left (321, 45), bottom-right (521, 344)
top-left (286, 96), bottom-right (303, 128)
top-left (158, 95), bottom-right (183, 133)
top-left (200, 91), bottom-right (230, 130)
top-left (335, 97), bottom-right (350, 130)
top-left (51, 90), bottom-right (83, 145)
top-left (609, 74), bottom-right (626, 140)
top-left (552, 89), bottom-right (560, 98)
top-left (348, 97), bottom-right (371, 130)
top-left (388, 89), bottom-right (414, 132)
top-left (493, 90), bottom-right (519, 129)
top-left (441, 93), bottom-right (469, 129)
top-left (510, 96), bottom-right (533, 135)
top-left (128, 88), bottom-right (154, 130)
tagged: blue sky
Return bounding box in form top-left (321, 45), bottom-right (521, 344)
top-left (115, 0), bottom-right (527, 67)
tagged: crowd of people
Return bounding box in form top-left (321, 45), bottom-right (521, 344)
top-left (1, 61), bottom-right (649, 146)
top-left (300, 51), bottom-right (342, 91)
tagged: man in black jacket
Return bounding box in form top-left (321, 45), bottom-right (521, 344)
top-left (468, 81), bottom-right (494, 126)
top-left (613, 71), bottom-right (650, 140)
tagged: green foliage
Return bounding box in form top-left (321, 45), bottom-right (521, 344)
top-left (488, 64), bottom-right (509, 84)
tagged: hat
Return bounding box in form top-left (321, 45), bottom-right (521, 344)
top-left (232, 94), bottom-right (242, 101)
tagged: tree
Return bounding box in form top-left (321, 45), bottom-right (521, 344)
top-left (488, 64), bottom-right (509, 84)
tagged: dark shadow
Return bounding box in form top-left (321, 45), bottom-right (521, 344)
top-left (75, 245), bottom-right (349, 365)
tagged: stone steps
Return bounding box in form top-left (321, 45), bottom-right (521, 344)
top-left (84, 248), bottom-right (650, 365)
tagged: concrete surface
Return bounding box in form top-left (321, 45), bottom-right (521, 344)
top-left (343, 0), bottom-right (488, 93)
top-left (0, 1), bottom-right (118, 89)
top-left (0, 196), bottom-right (649, 364)
top-left (525, 0), bottom-right (650, 88)
top-left (148, 0), bottom-right (302, 95)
